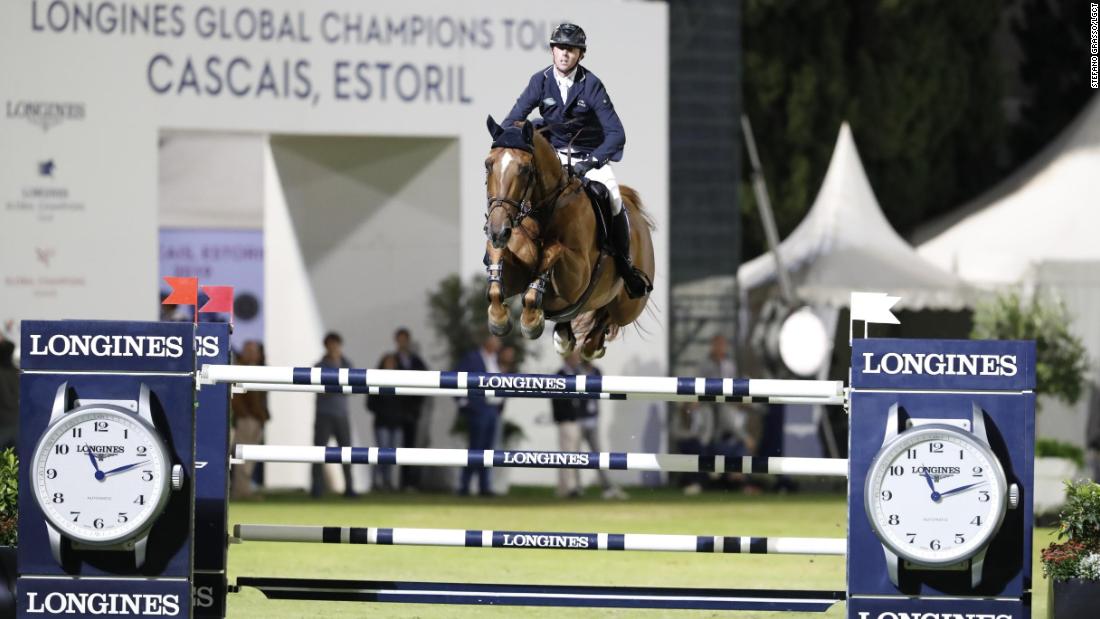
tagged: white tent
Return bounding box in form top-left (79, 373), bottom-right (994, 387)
top-left (913, 94), bottom-right (1100, 452)
top-left (678, 122), bottom-right (972, 311)
top-left (914, 94), bottom-right (1100, 284)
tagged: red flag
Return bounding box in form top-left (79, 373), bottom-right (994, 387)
top-left (199, 285), bottom-right (234, 322)
top-left (163, 277), bottom-right (198, 306)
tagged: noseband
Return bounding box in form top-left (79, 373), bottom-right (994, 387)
top-left (485, 161), bottom-right (572, 234)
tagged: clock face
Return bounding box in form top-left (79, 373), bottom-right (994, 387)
top-left (864, 424), bottom-right (1008, 566)
top-left (32, 406), bottom-right (171, 545)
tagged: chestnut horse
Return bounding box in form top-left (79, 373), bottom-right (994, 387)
top-left (483, 116), bottom-right (654, 359)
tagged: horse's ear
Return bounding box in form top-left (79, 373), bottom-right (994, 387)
top-left (522, 121), bottom-right (534, 144)
top-left (486, 115), bottom-right (503, 140)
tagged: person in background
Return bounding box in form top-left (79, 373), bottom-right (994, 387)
top-left (552, 352), bottom-right (628, 499)
top-left (389, 327), bottom-right (427, 491)
top-left (311, 332), bottom-right (357, 498)
top-left (670, 402), bottom-right (713, 495)
top-left (366, 354), bottom-right (405, 491)
top-left (0, 339), bottom-right (18, 452)
top-left (230, 340), bottom-right (268, 500)
top-left (699, 334), bottom-right (760, 492)
top-left (455, 333), bottom-right (503, 496)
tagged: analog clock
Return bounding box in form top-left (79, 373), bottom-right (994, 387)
top-left (865, 423), bottom-right (1010, 567)
top-left (31, 383), bottom-right (182, 567)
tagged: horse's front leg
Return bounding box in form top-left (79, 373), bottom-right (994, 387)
top-left (485, 245), bottom-right (512, 336)
top-left (520, 242), bottom-right (566, 339)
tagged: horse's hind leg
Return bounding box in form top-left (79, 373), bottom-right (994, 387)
top-left (581, 309), bottom-right (612, 361)
top-left (553, 321), bottom-right (576, 355)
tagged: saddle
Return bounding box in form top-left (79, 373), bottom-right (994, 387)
top-left (580, 178), bottom-right (613, 252)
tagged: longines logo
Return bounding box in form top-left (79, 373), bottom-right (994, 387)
top-left (476, 375), bottom-right (568, 391)
top-left (912, 466), bottom-right (961, 482)
top-left (77, 445), bottom-right (125, 457)
top-left (6, 100), bottom-right (85, 131)
top-left (861, 353), bottom-right (1017, 377)
top-left (500, 533), bottom-right (590, 549)
top-left (856, 613), bottom-right (1012, 619)
top-left (24, 591), bottom-right (180, 615)
top-left (502, 452), bottom-right (590, 466)
top-left (28, 334), bottom-right (185, 359)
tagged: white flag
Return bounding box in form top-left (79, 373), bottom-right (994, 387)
top-left (850, 292), bottom-right (900, 325)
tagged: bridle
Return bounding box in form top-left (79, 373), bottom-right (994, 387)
top-left (485, 154), bottom-right (574, 235)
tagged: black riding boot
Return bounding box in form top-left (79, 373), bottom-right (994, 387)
top-left (611, 210), bottom-right (651, 299)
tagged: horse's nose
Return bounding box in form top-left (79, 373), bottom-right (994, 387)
top-left (490, 226), bottom-right (512, 249)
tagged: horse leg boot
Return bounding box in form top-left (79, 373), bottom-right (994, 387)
top-left (521, 243), bottom-right (565, 340)
top-left (485, 257), bottom-right (512, 336)
top-left (611, 211), bottom-right (653, 300)
top-left (553, 321), bottom-right (576, 355)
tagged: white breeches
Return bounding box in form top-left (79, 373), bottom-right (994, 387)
top-left (557, 151), bottom-right (623, 215)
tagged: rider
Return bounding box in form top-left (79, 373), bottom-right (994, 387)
top-left (502, 23), bottom-right (651, 299)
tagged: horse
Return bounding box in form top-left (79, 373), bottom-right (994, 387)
top-left (483, 115), bottom-right (655, 360)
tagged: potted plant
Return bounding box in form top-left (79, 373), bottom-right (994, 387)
top-left (1041, 480), bottom-right (1100, 619)
top-left (1, 447), bottom-right (18, 616)
top-left (1034, 439), bottom-right (1085, 523)
top-left (971, 291), bottom-right (1089, 516)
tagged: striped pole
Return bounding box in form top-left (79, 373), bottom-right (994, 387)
top-left (200, 365), bottom-right (844, 402)
top-left (234, 524), bottom-right (846, 556)
top-left (235, 445), bottom-right (849, 477)
top-left (233, 382), bottom-right (845, 405)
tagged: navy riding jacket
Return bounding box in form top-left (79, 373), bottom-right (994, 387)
top-left (502, 65), bottom-right (625, 166)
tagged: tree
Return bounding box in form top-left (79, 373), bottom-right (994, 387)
top-left (741, 0), bottom-right (1007, 259)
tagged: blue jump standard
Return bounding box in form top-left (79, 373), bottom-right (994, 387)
top-left (234, 577), bottom-right (846, 612)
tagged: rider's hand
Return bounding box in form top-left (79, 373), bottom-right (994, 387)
top-left (572, 158), bottom-right (597, 177)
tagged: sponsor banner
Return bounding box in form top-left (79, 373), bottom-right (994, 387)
top-left (20, 321), bottom-right (195, 373)
top-left (17, 576), bottom-right (190, 617)
top-left (848, 596), bottom-right (1027, 619)
top-left (159, 229), bottom-right (263, 348)
top-left (851, 339), bottom-right (1035, 391)
top-left (191, 572), bottom-right (227, 619)
top-left (193, 323), bottom-right (230, 579)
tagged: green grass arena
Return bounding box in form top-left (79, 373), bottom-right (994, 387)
top-left (226, 488), bottom-right (1055, 618)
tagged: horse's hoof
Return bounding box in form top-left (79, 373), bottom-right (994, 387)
top-left (521, 316), bottom-right (545, 340)
top-left (488, 318), bottom-right (512, 337)
top-left (582, 347), bottom-right (606, 362)
top-left (553, 329), bottom-right (576, 355)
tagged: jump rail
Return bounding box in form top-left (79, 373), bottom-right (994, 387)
top-left (200, 365), bottom-right (845, 401)
top-left (235, 445), bottom-right (849, 476)
top-left (233, 382), bottom-right (845, 405)
top-left (235, 577), bottom-right (847, 612)
top-left (234, 524), bottom-right (847, 556)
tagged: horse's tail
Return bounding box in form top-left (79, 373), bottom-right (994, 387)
top-left (620, 186), bottom-right (655, 230)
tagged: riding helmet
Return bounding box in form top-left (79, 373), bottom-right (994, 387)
top-left (549, 23), bottom-right (587, 50)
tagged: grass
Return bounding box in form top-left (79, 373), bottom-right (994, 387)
top-left (227, 487), bottom-right (1053, 618)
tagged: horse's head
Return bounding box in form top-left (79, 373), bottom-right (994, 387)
top-left (484, 115), bottom-right (538, 249)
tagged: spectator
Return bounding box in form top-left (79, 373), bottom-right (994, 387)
top-left (311, 332), bottom-right (357, 498)
top-left (699, 335), bottom-right (760, 492)
top-left (669, 402), bottom-right (713, 495)
top-left (230, 341), bottom-right (268, 500)
top-left (552, 352), bottom-right (627, 499)
top-left (388, 327), bottom-right (427, 491)
top-left (455, 333), bottom-right (503, 496)
top-left (0, 339), bottom-right (18, 451)
top-left (366, 354), bottom-right (404, 491)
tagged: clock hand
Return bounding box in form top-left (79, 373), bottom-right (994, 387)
top-left (102, 460), bottom-right (150, 477)
top-left (918, 464), bottom-right (941, 501)
top-left (86, 445), bottom-right (106, 481)
top-left (938, 480), bottom-right (988, 499)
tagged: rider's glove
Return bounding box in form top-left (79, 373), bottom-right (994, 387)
top-left (572, 158), bottom-right (597, 177)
